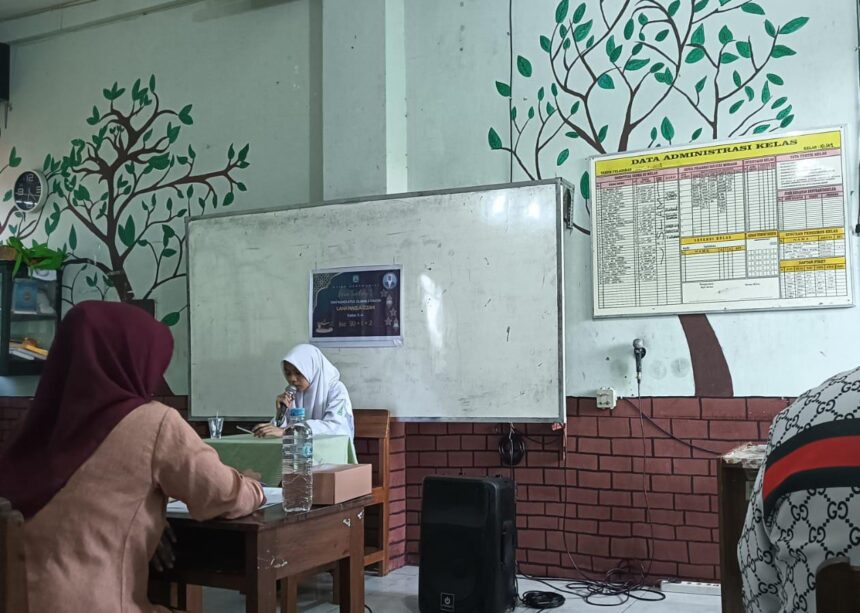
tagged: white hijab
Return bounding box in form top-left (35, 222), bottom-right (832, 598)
top-left (283, 344), bottom-right (341, 416)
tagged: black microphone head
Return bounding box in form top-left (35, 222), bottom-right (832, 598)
top-left (633, 338), bottom-right (644, 350)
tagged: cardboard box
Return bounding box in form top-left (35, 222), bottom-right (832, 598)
top-left (312, 463), bottom-right (372, 505)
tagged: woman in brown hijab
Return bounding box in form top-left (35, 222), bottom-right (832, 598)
top-left (0, 301), bottom-right (263, 612)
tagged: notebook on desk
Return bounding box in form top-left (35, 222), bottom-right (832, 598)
top-left (166, 487), bottom-right (283, 514)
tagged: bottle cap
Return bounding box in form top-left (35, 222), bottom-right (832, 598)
top-left (289, 407), bottom-right (306, 419)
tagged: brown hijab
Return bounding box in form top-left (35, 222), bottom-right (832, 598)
top-left (0, 301), bottom-right (173, 518)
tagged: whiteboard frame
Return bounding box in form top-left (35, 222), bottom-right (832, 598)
top-left (186, 179), bottom-right (569, 423)
top-left (588, 125), bottom-right (854, 318)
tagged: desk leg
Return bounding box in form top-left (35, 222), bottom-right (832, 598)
top-left (338, 510), bottom-right (366, 613)
top-left (245, 535), bottom-right (278, 613)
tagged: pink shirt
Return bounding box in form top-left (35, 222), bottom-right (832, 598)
top-left (23, 402), bottom-right (262, 613)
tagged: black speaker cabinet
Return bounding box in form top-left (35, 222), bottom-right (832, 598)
top-left (419, 476), bottom-right (517, 613)
top-left (0, 43), bottom-right (8, 102)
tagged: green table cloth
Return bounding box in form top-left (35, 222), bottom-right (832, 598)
top-left (205, 434), bottom-right (357, 486)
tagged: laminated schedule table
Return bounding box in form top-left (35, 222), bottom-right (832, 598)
top-left (591, 128), bottom-right (853, 317)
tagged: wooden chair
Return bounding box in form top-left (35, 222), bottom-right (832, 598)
top-left (0, 498), bottom-right (27, 613)
top-left (281, 409), bottom-right (392, 613)
top-left (817, 557), bottom-right (860, 612)
top-left (354, 408), bottom-right (391, 575)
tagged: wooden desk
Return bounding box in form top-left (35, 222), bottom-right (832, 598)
top-left (717, 444), bottom-right (765, 613)
top-left (151, 496), bottom-right (370, 613)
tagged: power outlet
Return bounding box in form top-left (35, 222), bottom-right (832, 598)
top-left (596, 387), bottom-right (617, 410)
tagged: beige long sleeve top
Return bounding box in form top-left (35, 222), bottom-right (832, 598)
top-left (22, 402), bottom-right (263, 613)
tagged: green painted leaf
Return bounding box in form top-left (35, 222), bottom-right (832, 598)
top-left (736, 41), bottom-right (752, 58)
top-left (557, 149), bottom-right (570, 166)
top-left (761, 82), bottom-right (772, 103)
top-left (650, 62), bottom-right (666, 73)
top-left (720, 52), bottom-right (739, 64)
top-left (729, 99), bottom-right (744, 114)
top-left (732, 71), bottom-right (742, 87)
top-left (8, 147), bottom-right (21, 168)
top-left (528, 106), bottom-right (535, 119)
top-left (686, 48), bottom-right (705, 64)
top-left (555, 0), bottom-right (570, 23)
top-left (765, 20), bottom-right (777, 37)
top-left (668, 0), bottom-right (681, 17)
top-left (571, 101), bottom-right (581, 114)
top-left (510, 107), bottom-right (517, 121)
top-left (719, 25), bottom-right (734, 44)
top-left (538, 87), bottom-right (545, 101)
top-left (753, 124), bottom-right (771, 134)
top-left (586, 35), bottom-right (595, 48)
top-left (237, 182), bottom-right (247, 192)
top-left (780, 16), bottom-right (809, 35)
top-left (661, 117), bottom-right (675, 142)
top-left (188, 145), bottom-right (196, 159)
top-left (573, 20), bottom-right (593, 42)
top-left (598, 125), bottom-right (608, 143)
top-left (638, 13), bottom-right (648, 26)
top-left (540, 35), bottom-right (552, 53)
top-left (780, 114), bottom-right (795, 128)
top-left (161, 312), bottom-right (181, 327)
top-left (167, 124), bottom-right (180, 143)
top-left (42, 154), bottom-right (52, 172)
top-left (654, 29), bottom-right (669, 42)
top-left (149, 74), bottom-right (156, 93)
top-left (742, 2), bottom-right (765, 15)
top-left (546, 102), bottom-right (556, 116)
top-left (693, 0), bottom-right (708, 13)
top-left (692, 128), bottom-right (703, 140)
top-left (745, 85), bottom-right (754, 101)
top-left (565, 131), bottom-right (580, 139)
top-left (69, 226), bottom-right (77, 250)
top-left (487, 128), bottom-right (503, 150)
top-left (560, 24), bottom-right (568, 38)
top-left (771, 45), bottom-right (796, 58)
top-left (238, 144), bottom-right (250, 161)
top-left (609, 45), bottom-right (623, 63)
top-left (650, 127), bottom-right (658, 141)
top-left (767, 73), bottom-right (785, 85)
top-left (580, 171), bottom-right (591, 200)
top-left (75, 184), bottom-right (90, 201)
top-left (132, 78), bottom-right (141, 100)
top-left (178, 104), bottom-right (194, 125)
top-left (563, 38), bottom-right (572, 50)
top-left (695, 76), bottom-right (707, 93)
top-left (149, 154), bottom-right (171, 171)
top-left (2, 190), bottom-right (10, 202)
top-left (137, 239), bottom-right (149, 247)
top-left (517, 55), bottom-right (533, 77)
top-left (772, 96), bottom-right (788, 108)
top-left (625, 58), bottom-right (650, 71)
top-left (228, 144), bottom-right (236, 160)
top-left (624, 19), bottom-right (634, 40)
top-left (551, 83), bottom-right (559, 97)
top-left (597, 74), bottom-right (615, 89)
top-left (118, 216), bottom-right (136, 248)
top-left (572, 2), bottom-right (586, 23)
top-left (162, 248), bottom-right (178, 258)
top-left (632, 42), bottom-right (644, 55)
top-left (692, 25), bottom-right (705, 46)
top-left (777, 105), bottom-right (793, 120)
top-left (495, 81), bottom-right (511, 97)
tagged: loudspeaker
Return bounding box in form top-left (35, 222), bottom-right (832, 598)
top-left (0, 43), bottom-right (8, 102)
top-left (419, 476), bottom-right (517, 613)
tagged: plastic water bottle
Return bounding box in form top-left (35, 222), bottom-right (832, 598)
top-left (282, 407), bottom-right (314, 513)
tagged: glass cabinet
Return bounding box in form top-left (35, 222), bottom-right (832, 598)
top-left (0, 262), bottom-right (62, 375)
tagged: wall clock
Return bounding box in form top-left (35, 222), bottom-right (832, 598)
top-left (13, 170), bottom-right (48, 213)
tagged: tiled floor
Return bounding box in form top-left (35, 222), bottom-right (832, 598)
top-left (203, 565), bottom-right (721, 612)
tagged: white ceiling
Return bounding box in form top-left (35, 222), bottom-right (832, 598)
top-left (0, 0), bottom-right (78, 22)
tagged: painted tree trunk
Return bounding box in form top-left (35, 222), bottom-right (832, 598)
top-left (679, 314), bottom-right (733, 397)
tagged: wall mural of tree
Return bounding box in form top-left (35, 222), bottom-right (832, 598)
top-left (488, 0), bottom-right (809, 396)
top-left (2, 75), bottom-right (250, 328)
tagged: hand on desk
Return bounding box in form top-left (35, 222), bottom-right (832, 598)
top-left (252, 424), bottom-right (284, 438)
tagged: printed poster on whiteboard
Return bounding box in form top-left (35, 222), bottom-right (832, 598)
top-left (309, 266), bottom-right (403, 347)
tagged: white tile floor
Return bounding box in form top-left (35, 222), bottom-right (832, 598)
top-left (203, 565), bottom-right (721, 612)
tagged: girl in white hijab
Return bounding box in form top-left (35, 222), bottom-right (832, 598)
top-left (252, 344), bottom-right (354, 438)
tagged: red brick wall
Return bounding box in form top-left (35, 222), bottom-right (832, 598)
top-left (403, 396), bottom-right (789, 583)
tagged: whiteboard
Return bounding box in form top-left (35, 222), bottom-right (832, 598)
top-left (590, 127), bottom-right (853, 317)
top-left (187, 180), bottom-right (567, 422)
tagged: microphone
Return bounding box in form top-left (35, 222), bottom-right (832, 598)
top-left (633, 338), bottom-right (646, 382)
top-left (277, 385), bottom-right (298, 423)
